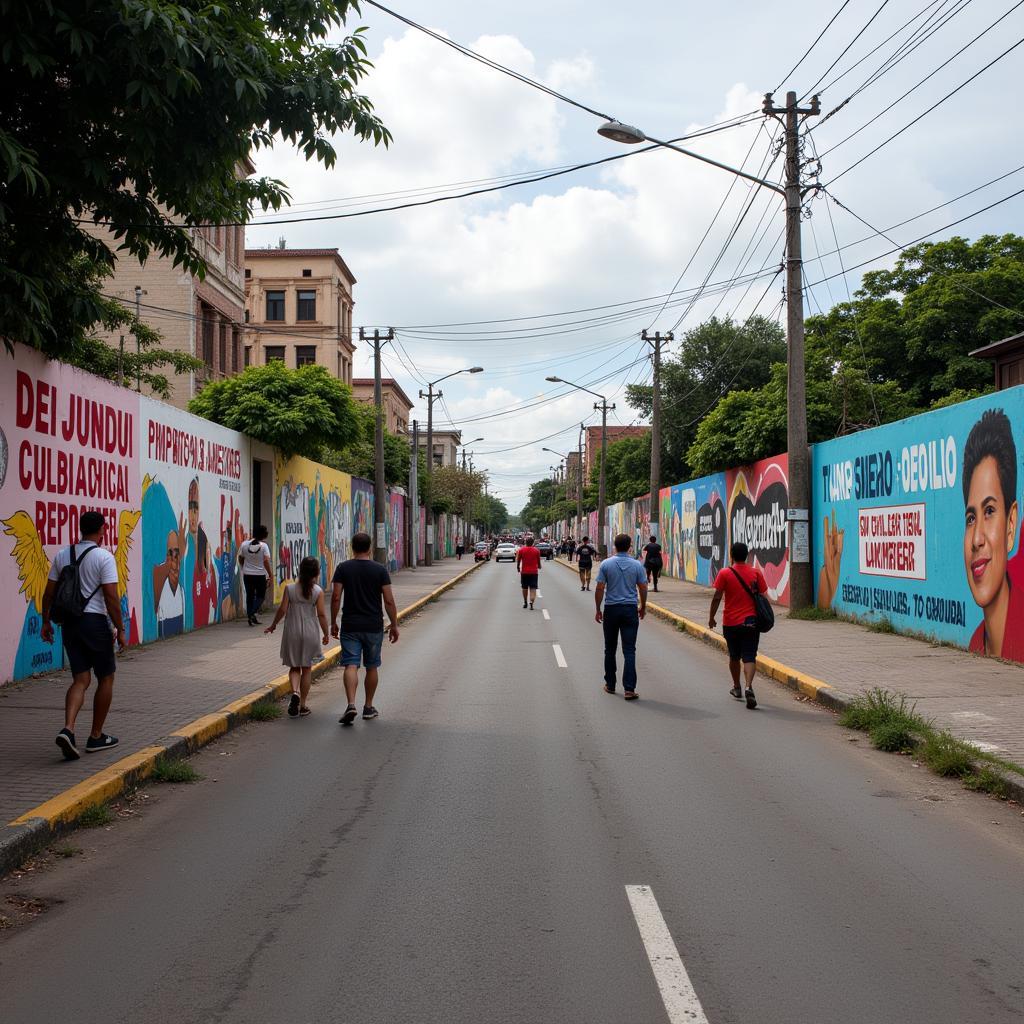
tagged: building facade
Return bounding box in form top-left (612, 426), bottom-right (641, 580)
top-left (83, 209), bottom-right (250, 410)
top-left (971, 331), bottom-right (1024, 390)
top-left (243, 248), bottom-right (356, 384)
top-left (351, 378), bottom-right (414, 435)
top-left (584, 425), bottom-right (649, 477)
top-left (419, 428), bottom-right (462, 468)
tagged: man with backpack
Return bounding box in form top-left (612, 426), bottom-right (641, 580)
top-left (709, 541), bottom-right (770, 710)
top-left (40, 510), bottom-right (124, 760)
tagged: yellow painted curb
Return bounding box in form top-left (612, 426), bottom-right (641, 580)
top-left (6, 560), bottom-right (483, 837)
top-left (11, 746), bottom-right (166, 826)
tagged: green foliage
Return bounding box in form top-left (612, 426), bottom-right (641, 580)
top-left (1, 0), bottom-right (389, 359)
top-left (78, 803), bottom-right (114, 828)
top-left (189, 362), bottom-right (361, 459)
top-left (248, 698), bottom-right (283, 722)
top-left (838, 688), bottom-right (924, 734)
top-left (869, 720), bottom-right (915, 752)
top-left (787, 605), bottom-right (837, 621)
top-left (521, 476), bottom-right (563, 532)
top-left (920, 731), bottom-right (975, 778)
top-left (473, 493), bottom-right (508, 532)
top-left (151, 755), bottom-right (202, 783)
top-left (962, 766), bottom-right (1008, 798)
top-left (430, 465), bottom-right (484, 519)
top-left (322, 403), bottom-right (410, 486)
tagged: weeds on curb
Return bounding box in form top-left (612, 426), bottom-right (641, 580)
top-left (839, 688), bottom-right (1024, 799)
top-left (248, 698), bottom-right (282, 722)
top-left (787, 606), bottom-right (837, 622)
top-left (78, 803), bottom-right (114, 828)
top-left (151, 755), bottom-right (202, 784)
top-left (867, 618), bottom-right (897, 634)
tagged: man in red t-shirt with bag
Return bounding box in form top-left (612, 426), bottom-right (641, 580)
top-left (709, 541), bottom-right (768, 709)
top-left (516, 536), bottom-right (542, 610)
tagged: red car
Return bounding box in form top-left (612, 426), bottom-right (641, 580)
top-left (474, 543), bottom-right (491, 562)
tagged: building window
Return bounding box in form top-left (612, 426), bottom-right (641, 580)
top-left (266, 290), bottom-right (285, 321)
top-left (218, 322), bottom-right (227, 374)
top-left (296, 289), bottom-right (316, 321)
top-left (244, 309), bottom-right (249, 323)
top-left (265, 346), bottom-right (286, 363)
top-left (244, 346), bottom-right (252, 367)
top-left (296, 345), bottom-right (317, 367)
top-left (232, 330), bottom-right (241, 373)
top-left (201, 307), bottom-right (214, 370)
top-left (302, 268), bottom-right (312, 277)
top-left (245, 268), bottom-right (251, 279)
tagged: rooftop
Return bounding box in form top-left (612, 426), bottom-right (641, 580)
top-left (351, 377), bottom-right (415, 411)
top-left (244, 247), bottom-right (356, 285)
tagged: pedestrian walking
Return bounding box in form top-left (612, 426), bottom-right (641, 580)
top-left (567, 537), bottom-right (576, 563)
top-left (456, 539), bottom-right (465, 560)
top-left (642, 535), bottom-right (664, 592)
top-left (265, 556), bottom-right (329, 717)
top-left (594, 533), bottom-right (647, 700)
top-left (516, 535), bottom-right (542, 609)
top-left (576, 536), bottom-right (597, 591)
top-left (708, 541), bottom-right (768, 709)
top-left (41, 510), bottom-right (124, 760)
top-left (239, 524), bottom-right (273, 626)
top-left (330, 531), bottom-right (400, 726)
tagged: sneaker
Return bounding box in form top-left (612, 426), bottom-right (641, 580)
top-left (339, 705), bottom-right (358, 727)
top-left (745, 689), bottom-right (758, 710)
top-left (299, 707), bottom-right (312, 717)
top-left (288, 693), bottom-right (301, 718)
top-left (85, 733), bottom-right (119, 753)
top-left (523, 600), bottom-right (528, 609)
top-left (362, 706), bottom-right (380, 720)
top-left (247, 615), bottom-right (255, 627)
top-left (56, 728), bottom-right (79, 761)
top-left (729, 686), bottom-right (743, 701)
top-left (529, 601), bottom-right (534, 610)
top-left (624, 691), bottom-right (639, 701)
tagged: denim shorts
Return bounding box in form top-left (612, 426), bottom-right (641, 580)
top-left (722, 623), bottom-right (759, 663)
top-left (340, 631), bottom-right (384, 669)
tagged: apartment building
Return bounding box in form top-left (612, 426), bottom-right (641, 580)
top-left (351, 378), bottom-right (415, 435)
top-left (243, 247), bottom-right (356, 384)
top-left (419, 428), bottom-right (462, 468)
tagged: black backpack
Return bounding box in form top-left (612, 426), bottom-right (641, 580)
top-left (50, 545), bottom-right (101, 625)
top-left (729, 566), bottom-right (775, 633)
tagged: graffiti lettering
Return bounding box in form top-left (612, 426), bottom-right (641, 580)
top-left (18, 442), bottom-right (129, 502)
top-left (898, 436), bottom-right (956, 494)
top-left (35, 500), bottom-right (120, 547)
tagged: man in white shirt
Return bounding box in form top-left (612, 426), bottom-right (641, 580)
top-left (238, 524), bottom-right (273, 626)
top-left (41, 510), bottom-right (125, 760)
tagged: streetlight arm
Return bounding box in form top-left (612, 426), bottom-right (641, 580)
top-left (642, 134), bottom-right (786, 195)
top-left (546, 376), bottom-right (605, 400)
top-left (429, 366), bottom-right (485, 388)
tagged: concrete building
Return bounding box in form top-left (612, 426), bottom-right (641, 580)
top-left (351, 378), bottom-right (414, 435)
top-left (243, 247), bottom-right (356, 384)
top-left (419, 428), bottom-right (462, 468)
top-left (584, 425), bottom-right (649, 478)
top-left (84, 189), bottom-right (252, 409)
top-left (565, 450), bottom-right (583, 499)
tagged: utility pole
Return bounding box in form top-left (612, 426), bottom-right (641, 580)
top-left (409, 419), bottom-right (419, 569)
top-left (641, 329), bottom-right (672, 542)
top-left (595, 398), bottom-right (615, 558)
top-left (419, 383), bottom-right (437, 566)
top-left (133, 286), bottom-right (147, 392)
top-left (361, 326), bottom-right (395, 565)
top-left (764, 89), bottom-right (819, 609)
top-left (577, 423), bottom-right (584, 539)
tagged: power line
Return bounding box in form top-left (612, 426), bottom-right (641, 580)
top-left (775, 0), bottom-right (855, 91)
top-left (802, 0), bottom-right (894, 98)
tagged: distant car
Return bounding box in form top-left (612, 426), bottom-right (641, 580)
top-left (537, 540), bottom-right (554, 560)
top-left (494, 542), bottom-right (517, 562)
top-left (474, 543), bottom-right (491, 562)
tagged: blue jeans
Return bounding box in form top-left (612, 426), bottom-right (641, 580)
top-left (603, 604), bottom-right (639, 692)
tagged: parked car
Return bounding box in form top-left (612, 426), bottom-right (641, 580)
top-left (537, 540), bottom-right (554, 560)
top-left (474, 542), bottom-right (491, 562)
top-left (494, 542), bottom-right (518, 562)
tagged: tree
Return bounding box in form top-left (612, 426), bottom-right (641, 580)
top-left (626, 316), bottom-right (785, 482)
top-left (322, 404), bottom-right (410, 486)
top-left (521, 477), bottom-right (562, 533)
top-left (430, 466), bottom-right (484, 520)
top-left (472, 494), bottom-right (508, 533)
top-left (1, 0), bottom-right (389, 359)
top-left (188, 362), bottom-right (361, 459)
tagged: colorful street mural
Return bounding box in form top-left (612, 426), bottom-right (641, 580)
top-left (387, 492), bottom-right (405, 572)
top-left (727, 454), bottom-right (790, 604)
top-left (1, 350), bottom-right (143, 680)
top-left (657, 473), bottom-right (728, 587)
top-left (140, 399), bottom-right (251, 642)
top-left (274, 455), bottom-right (353, 601)
top-left (812, 388), bottom-right (1024, 662)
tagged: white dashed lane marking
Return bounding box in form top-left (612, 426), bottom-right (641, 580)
top-left (542, 609), bottom-right (551, 620)
top-left (552, 644), bottom-right (567, 668)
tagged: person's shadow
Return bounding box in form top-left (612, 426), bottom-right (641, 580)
top-left (631, 698), bottom-right (719, 722)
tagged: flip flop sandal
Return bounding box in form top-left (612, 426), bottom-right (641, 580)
top-left (624, 692), bottom-right (640, 701)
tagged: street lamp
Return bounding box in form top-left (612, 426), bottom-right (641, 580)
top-left (419, 366), bottom-right (484, 565)
top-left (546, 376), bottom-right (614, 557)
top-left (596, 92), bottom-right (820, 608)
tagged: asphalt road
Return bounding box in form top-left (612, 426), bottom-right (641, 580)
top-left (2, 559), bottom-right (1023, 1023)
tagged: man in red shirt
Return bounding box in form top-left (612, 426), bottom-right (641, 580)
top-left (709, 541), bottom-right (768, 709)
top-left (516, 536), bottom-right (542, 610)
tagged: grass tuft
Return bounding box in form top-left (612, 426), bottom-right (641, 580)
top-left (787, 605), bottom-right (837, 622)
top-left (963, 766), bottom-right (1009, 798)
top-left (867, 617), bottom-right (897, 634)
top-left (248, 698), bottom-right (283, 722)
top-left (78, 803), bottom-right (114, 828)
top-left (869, 720), bottom-right (916, 753)
top-left (52, 844), bottom-right (82, 859)
top-left (920, 731), bottom-right (975, 778)
top-left (838, 688), bottom-right (924, 734)
top-left (151, 755), bottom-right (202, 784)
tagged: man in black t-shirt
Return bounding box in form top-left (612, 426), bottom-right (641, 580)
top-left (330, 532), bottom-right (400, 726)
top-left (576, 536), bottom-right (597, 591)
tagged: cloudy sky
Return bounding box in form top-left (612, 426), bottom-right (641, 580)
top-left (245, 0), bottom-right (1023, 512)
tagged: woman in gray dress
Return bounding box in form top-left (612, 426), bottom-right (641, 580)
top-left (265, 556), bottom-right (329, 717)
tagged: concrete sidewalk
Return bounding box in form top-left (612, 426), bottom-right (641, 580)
top-left (556, 556), bottom-right (1024, 766)
top-left (0, 559), bottom-right (476, 831)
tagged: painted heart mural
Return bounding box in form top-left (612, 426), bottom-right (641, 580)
top-left (727, 455), bottom-right (790, 605)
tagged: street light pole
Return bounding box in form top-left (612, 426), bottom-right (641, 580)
top-left (641, 329), bottom-right (671, 542)
top-left (597, 91), bottom-right (819, 606)
top-left (419, 367), bottom-right (484, 566)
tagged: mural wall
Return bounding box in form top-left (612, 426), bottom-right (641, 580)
top-left (727, 453), bottom-right (790, 604)
top-left (140, 398), bottom-right (251, 642)
top-left (1, 350), bottom-right (143, 679)
top-left (812, 388), bottom-right (1024, 662)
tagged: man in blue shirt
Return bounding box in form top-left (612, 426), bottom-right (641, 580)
top-left (594, 533), bottom-right (648, 700)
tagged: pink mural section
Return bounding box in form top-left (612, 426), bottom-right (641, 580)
top-left (0, 349), bottom-right (143, 680)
